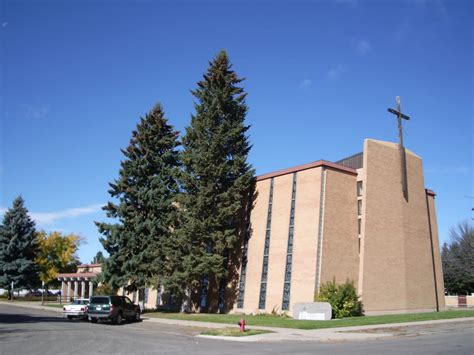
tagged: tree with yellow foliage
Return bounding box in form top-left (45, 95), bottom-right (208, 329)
top-left (36, 231), bottom-right (82, 288)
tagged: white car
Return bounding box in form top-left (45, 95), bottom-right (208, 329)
top-left (63, 298), bottom-right (89, 319)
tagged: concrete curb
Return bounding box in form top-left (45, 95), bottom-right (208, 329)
top-left (142, 316), bottom-right (231, 329)
top-left (320, 316), bottom-right (474, 332)
top-left (194, 328), bottom-right (395, 343)
top-left (196, 334), bottom-right (274, 342)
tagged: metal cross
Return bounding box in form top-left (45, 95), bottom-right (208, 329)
top-left (388, 96), bottom-right (411, 202)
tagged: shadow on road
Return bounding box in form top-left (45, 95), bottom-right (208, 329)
top-left (0, 312), bottom-right (141, 326)
top-left (0, 313), bottom-right (72, 324)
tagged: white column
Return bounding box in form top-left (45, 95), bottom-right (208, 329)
top-left (89, 281), bottom-right (94, 298)
top-left (66, 280), bottom-right (71, 301)
top-left (61, 280), bottom-right (65, 303)
top-left (84, 278), bottom-right (89, 297)
top-left (81, 280), bottom-right (86, 299)
top-left (74, 280), bottom-right (78, 299)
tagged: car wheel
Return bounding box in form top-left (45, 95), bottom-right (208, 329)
top-left (67, 315), bottom-right (73, 320)
top-left (115, 312), bottom-right (123, 325)
top-left (90, 317), bottom-right (98, 323)
top-left (134, 311), bottom-right (140, 322)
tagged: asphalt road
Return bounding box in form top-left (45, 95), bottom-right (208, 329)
top-left (0, 304), bottom-right (472, 354)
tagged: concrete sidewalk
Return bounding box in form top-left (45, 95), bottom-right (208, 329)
top-left (144, 315), bottom-right (474, 342)
top-left (2, 301), bottom-right (473, 343)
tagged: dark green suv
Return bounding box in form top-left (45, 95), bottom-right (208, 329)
top-left (87, 295), bottom-right (140, 325)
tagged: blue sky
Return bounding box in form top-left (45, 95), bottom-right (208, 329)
top-left (1, 0), bottom-right (472, 263)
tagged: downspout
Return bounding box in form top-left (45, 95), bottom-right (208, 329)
top-left (315, 168), bottom-right (327, 294)
top-left (425, 191), bottom-right (439, 312)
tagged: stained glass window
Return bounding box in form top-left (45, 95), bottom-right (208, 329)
top-left (258, 178), bottom-right (275, 310)
top-left (282, 173), bottom-right (297, 311)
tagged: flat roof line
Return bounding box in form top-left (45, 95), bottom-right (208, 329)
top-left (256, 160), bottom-right (357, 181)
top-left (56, 272), bottom-right (98, 278)
top-left (77, 263), bottom-right (102, 268)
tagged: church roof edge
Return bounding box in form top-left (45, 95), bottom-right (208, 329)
top-left (256, 160), bottom-right (357, 181)
top-left (77, 263), bottom-right (102, 268)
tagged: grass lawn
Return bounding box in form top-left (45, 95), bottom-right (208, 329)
top-left (201, 328), bottom-right (273, 337)
top-left (1, 297), bottom-right (58, 302)
top-left (43, 303), bottom-right (64, 308)
top-left (146, 309), bottom-right (474, 330)
top-left (0, 299), bottom-right (64, 308)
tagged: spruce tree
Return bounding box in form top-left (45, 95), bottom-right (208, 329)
top-left (96, 103), bottom-right (180, 292)
top-left (176, 50), bottom-right (254, 310)
top-left (92, 251), bottom-right (106, 264)
top-left (0, 196), bottom-right (40, 298)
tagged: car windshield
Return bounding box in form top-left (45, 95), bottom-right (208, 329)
top-left (73, 300), bottom-right (88, 305)
top-left (90, 297), bottom-right (110, 304)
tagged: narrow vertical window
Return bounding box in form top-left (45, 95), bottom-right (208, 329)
top-left (357, 181), bottom-right (363, 197)
top-left (358, 200), bottom-right (362, 216)
top-left (199, 276), bottom-right (209, 309)
top-left (358, 218), bottom-right (361, 235)
top-left (258, 178), bottom-right (274, 310)
top-left (236, 223), bottom-right (250, 308)
top-left (144, 288), bottom-right (149, 304)
top-left (199, 242), bottom-right (213, 310)
top-left (236, 189), bottom-right (253, 309)
top-left (215, 248), bottom-right (230, 312)
top-left (156, 282), bottom-right (162, 307)
top-left (217, 278), bottom-right (226, 313)
top-left (282, 173), bottom-right (297, 311)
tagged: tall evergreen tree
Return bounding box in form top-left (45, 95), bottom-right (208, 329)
top-left (0, 196), bottom-right (40, 298)
top-left (96, 103), bottom-right (180, 292)
top-left (92, 251), bottom-right (106, 264)
top-left (175, 50), bottom-right (254, 309)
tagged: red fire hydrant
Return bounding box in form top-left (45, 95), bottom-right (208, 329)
top-left (239, 318), bottom-right (246, 333)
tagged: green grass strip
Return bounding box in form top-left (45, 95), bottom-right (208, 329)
top-left (43, 303), bottom-right (65, 308)
top-left (146, 309), bottom-right (474, 330)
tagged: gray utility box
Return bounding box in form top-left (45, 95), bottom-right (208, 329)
top-left (293, 302), bottom-right (332, 320)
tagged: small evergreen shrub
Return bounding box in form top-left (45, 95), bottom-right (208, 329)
top-left (315, 279), bottom-right (363, 318)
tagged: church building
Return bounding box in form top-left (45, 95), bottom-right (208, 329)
top-left (232, 138), bottom-right (445, 315)
top-left (123, 136), bottom-right (445, 316)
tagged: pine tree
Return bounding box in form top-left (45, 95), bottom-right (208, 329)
top-left (175, 50), bottom-right (254, 310)
top-left (96, 103), bottom-right (180, 292)
top-left (92, 251), bottom-right (106, 264)
top-left (0, 196), bottom-right (40, 298)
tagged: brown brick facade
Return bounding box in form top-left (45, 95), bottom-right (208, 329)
top-left (232, 138), bottom-right (444, 315)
